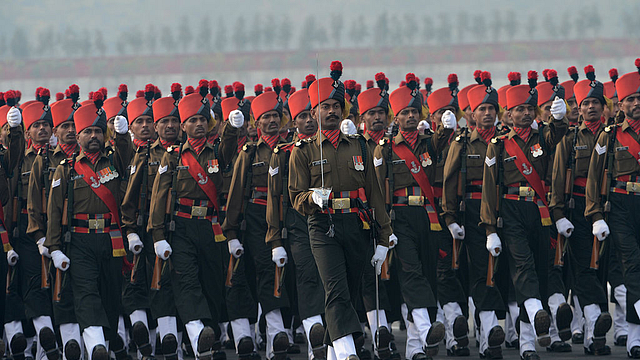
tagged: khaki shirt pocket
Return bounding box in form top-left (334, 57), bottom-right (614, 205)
top-left (251, 162), bottom-right (268, 187)
top-left (574, 148), bottom-right (591, 175)
top-left (614, 148), bottom-right (637, 175)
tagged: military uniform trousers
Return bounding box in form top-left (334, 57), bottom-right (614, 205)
top-left (564, 196), bottom-right (607, 311)
top-left (501, 199), bottom-right (549, 322)
top-left (68, 232), bottom-right (122, 339)
top-left (307, 212), bottom-right (370, 344)
top-left (360, 227), bottom-right (391, 315)
top-left (546, 222), bottom-right (569, 299)
top-left (389, 206), bottom-right (438, 321)
top-left (52, 262), bottom-right (77, 326)
top-left (461, 199), bottom-right (505, 313)
top-left (287, 209), bottom-right (324, 321)
top-left (170, 215), bottom-right (225, 335)
top-left (434, 202), bottom-right (467, 309)
top-left (608, 192), bottom-right (640, 324)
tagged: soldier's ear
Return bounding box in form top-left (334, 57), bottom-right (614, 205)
top-left (310, 107), bottom-right (318, 121)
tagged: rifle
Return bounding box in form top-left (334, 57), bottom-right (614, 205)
top-left (488, 141), bottom-right (505, 287)
top-left (556, 127), bottom-right (579, 268)
top-left (453, 127), bottom-right (468, 270)
top-left (274, 148), bottom-right (291, 296)
top-left (380, 124), bottom-right (398, 281)
top-left (54, 153), bottom-right (76, 303)
top-left (591, 124), bottom-right (616, 270)
top-left (274, 265), bottom-right (285, 298)
top-left (41, 145), bottom-right (51, 289)
top-left (131, 140), bottom-right (151, 284)
top-left (152, 142), bottom-right (183, 291)
top-left (12, 162), bottom-right (23, 237)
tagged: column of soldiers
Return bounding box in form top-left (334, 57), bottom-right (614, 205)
top-left (2, 58), bottom-right (640, 360)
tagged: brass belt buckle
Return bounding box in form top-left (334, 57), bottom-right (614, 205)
top-left (519, 187), bottom-right (535, 197)
top-left (332, 198), bottom-right (351, 209)
top-left (191, 206), bottom-right (208, 217)
top-left (408, 195), bottom-right (424, 206)
top-left (626, 182), bottom-right (640, 193)
top-left (88, 218), bottom-right (105, 229)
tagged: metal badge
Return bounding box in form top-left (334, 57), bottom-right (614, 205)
top-left (352, 156), bottom-right (364, 171)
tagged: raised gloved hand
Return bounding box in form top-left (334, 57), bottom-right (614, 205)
top-left (271, 246), bottom-right (288, 267)
top-left (49, 135), bottom-right (58, 148)
top-left (441, 110), bottom-right (457, 129)
top-left (531, 120), bottom-right (539, 130)
top-left (417, 120), bottom-right (430, 134)
top-left (592, 219), bottom-right (609, 241)
top-left (388, 234), bottom-right (398, 249)
top-left (7, 107), bottom-right (22, 128)
top-left (371, 245), bottom-right (389, 275)
top-left (7, 249), bottom-right (19, 266)
top-left (340, 119), bottom-right (357, 135)
top-left (550, 96), bottom-right (567, 120)
top-left (228, 239), bottom-right (244, 259)
top-left (37, 237), bottom-right (50, 258)
top-left (51, 250), bottom-right (70, 271)
top-left (154, 240), bottom-right (172, 260)
top-left (486, 233), bottom-right (502, 257)
top-left (448, 223), bottom-right (465, 240)
top-left (555, 217), bottom-right (575, 238)
top-left (229, 109), bottom-right (245, 128)
top-left (114, 115), bottom-right (129, 134)
top-left (127, 233), bottom-right (144, 255)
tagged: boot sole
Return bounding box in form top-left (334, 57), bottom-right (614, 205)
top-left (63, 340), bottom-right (81, 360)
top-left (555, 303), bottom-right (573, 342)
top-left (39, 327), bottom-right (59, 360)
top-left (10, 333), bottom-right (27, 360)
top-left (376, 327), bottom-right (391, 360)
top-left (161, 333), bottom-right (178, 360)
top-left (308, 324), bottom-right (326, 360)
top-left (424, 322), bottom-right (445, 357)
top-left (592, 313), bottom-right (612, 351)
top-left (92, 345), bottom-right (109, 360)
top-left (533, 311), bottom-right (551, 348)
top-left (237, 337), bottom-right (254, 358)
top-left (272, 332), bottom-right (290, 360)
top-left (132, 322), bottom-right (153, 357)
top-left (452, 315), bottom-right (469, 347)
top-left (197, 327), bottom-right (216, 360)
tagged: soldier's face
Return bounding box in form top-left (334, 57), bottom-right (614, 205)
top-left (294, 111), bottom-right (317, 136)
top-left (621, 93), bottom-right (640, 121)
top-left (77, 126), bottom-right (104, 152)
top-left (395, 107), bottom-right (420, 132)
top-left (472, 104), bottom-right (497, 129)
top-left (508, 104), bottom-right (535, 128)
top-left (430, 106), bottom-right (456, 127)
top-left (313, 99), bottom-right (342, 130)
top-left (0, 124), bottom-right (8, 145)
top-left (258, 110), bottom-right (281, 137)
top-left (579, 98), bottom-right (604, 123)
top-left (155, 116), bottom-right (180, 142)
top-left (55, 121), bottom-right (76, 145)
top-left (107, 117), bottom-right (116, 139)
top-left (28, 120), bottom-right (52, 145)
top-left (566, 97), bottom-right (579, 122)
top-left (362, 107), bottom-right (387, 132)
top-left (540, 101), bottom-right (552, 122)
top-left (181, 115), bottom-right (208, 139)
top-left (464, 106), bottom-right (475, 127)
top-left (130, 115), bottom-right (155, 141)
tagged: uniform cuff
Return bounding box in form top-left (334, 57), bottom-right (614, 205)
top-left (225, 230), bottom-right (238, 240)
top-left (33, 230), bottom-right (45, 242)
top-left (152, 229), bottom-right (165, 243)
top-left (443, 214), bottom-right (457, 227)
top-left (270, 239), bottom-right (283, 249)
top-left (484, 225), bottom-right (497, 237)
top-left (552, 209), bottom-right (565, 223)
top-left (590, 213), bottom-right (604, 223)
top-left (47, 244), bottom-right (61, 253)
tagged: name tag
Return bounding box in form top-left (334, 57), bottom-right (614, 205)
top-left (467, 154), bottom-right (481, 159)
top-left (22, 171), bottom-right (31, 177)
top-left (252, 162), bottom-right (265, 167)
top-left (311, 159), bottom-right (327, 166)
top-left (149, 161), bottom-right (160, 166)
top-left (392, 160), bottom-right (406, 165)
top-left (616, 146), bottom-right (629, 152)
top-left (504, 156), bottom-right (517, 163)
top-left (574, 145), bottom-right (588, 150)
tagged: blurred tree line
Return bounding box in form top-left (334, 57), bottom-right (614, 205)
top-left (0, 6), bottom-right (632, 61)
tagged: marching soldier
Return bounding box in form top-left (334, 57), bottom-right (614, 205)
top-left (121, 84), bottom-right (185, 360)
top-left (223, 82), bottom-right (292, 360)
top-left (27, 85), bottom-right (83, 360)
top-left (424, 74), bottom-right (470, 356)
top-left (585, 58), bottom-right (640, 358)
top-left (480, 71), bottom-right (568, 360)
top-left (266, 88), bottom-right (326, 360)
top-left (148, 88), bottom-right (241, 360)
top-left (45, 92), bottom-right (133, 360)
top-left (442, 72), bottom-right (506, 359)
top-left (550, 66), bottom-right (613, 355)
top-left (373, 78), bottom-right (454, 360)
top-left (289, 61), bottom-right (392, 360)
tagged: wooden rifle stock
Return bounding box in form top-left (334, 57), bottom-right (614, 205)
top-left (452, 173), bottom-right (463, 270)
top-left (150, 256), bottom-right (163, 290)
top-left (130, 254), bottom-right (140, 284)
top-left (61, 199), bottom-right (68, 226)
top-left (590, 236), bottom-right (600, 270)
top-left (486, 254), bottom-right (495, 287)
top-left (165, 189), bottom-right (173, 215)
top-left (41, 256), bottom-right (50, 289)
top-left (6, 266), bottom-right (12, 294)
top-left (12, 197), bottom-right (18, 222)
top-left (385, 179), bottom-right (390, 205)
top-left (42, 189), bottom-right (47, 215)
top-left (564, 169), bottom-right (573, 195)
top-left (554, 235), bottom-right (564, 267)
top-left (225, 255), bottom-right (235, 287)
top-left (380, 254), bottom-right (390, 280)
top-left (274, 266), bottom-right (283, 298)
top-left (53, 269), bottom-right (62, 302)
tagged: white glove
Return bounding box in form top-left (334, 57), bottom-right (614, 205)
top-left (592, 219), bottom-right (609, 241)
top-left (448, 223), bottom-right (465, 240)
top-left (486, 233), bottom-right (502, 257)
top-left (388, 234), bottom-right (398, 249)
top-left (51, 250), bottom-right (70, 271)
top-left (7, 107), bottom-right (22, 128)
top-left (49, 135), bottom-right (58, 148)
top-left (114, 115), bottom-right (129, 134)
top-left (271, 246), bottom-right (288, 267)
top-left (127, 233), bottom-right (143, 255)
top-left (550, 96), bottom-right (567, 120)
top-left (311, 191), bottom-right (324, 208)
top-left (531, 120), bottom-right (539, 130)
top-left (340, 119), bottom-right (357, 135)
top-left (37, 237), bottom-right (50, 258)
top-left (228, 239), bottom-right (244, 259)
top-left (417, 120), bottom-right (430, 134)
top-left (441, 110), bottom-right (457, 129)
top-left (154, 240), bottom-right (172, 260)
top-left (229, 109), bottom-right (244, 128)
top-left (555, 217), bottom-right (575, 238)
top-left (7, 249), bottom-right (19, 266)
top-left (210, 109), bottom-right (217, 123)
top-left (371, 245), bottom-right (389, 275)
